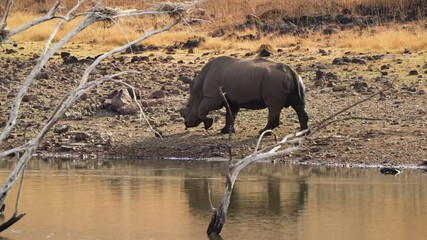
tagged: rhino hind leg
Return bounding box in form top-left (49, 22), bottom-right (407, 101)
top-left (291, 105), bottom-right (309, 131)
top-left (221, 106), bottom-right (239, 134)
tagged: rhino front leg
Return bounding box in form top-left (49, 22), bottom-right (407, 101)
top-left (198, 97), bottom-right (223, 130)
top-left (221, 105), bottom-right (239, 134)
top-left (259, 108), bottom-right (281, 135)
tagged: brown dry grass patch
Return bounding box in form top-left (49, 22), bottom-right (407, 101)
top-left (4, 1), bottom-right (427, 53)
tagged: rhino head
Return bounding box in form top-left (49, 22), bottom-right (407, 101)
top-left (179, 75), bottom-right (213, 130)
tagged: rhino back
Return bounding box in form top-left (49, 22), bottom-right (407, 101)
top-left (201, 57), bottom-right (294, 108)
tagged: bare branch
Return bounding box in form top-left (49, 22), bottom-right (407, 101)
top-left (0, 0), bottom-right (205, 231)
top-left (207, 128), bottom-right (307, 236)
top-left (0, 0), bottom-right (13, 31)
top-left (2, 0), bottom-right (67, 42)
top-left (0, 1), bottom-right (187, 142)
top-left (42, 0), bottom-right (84, 56)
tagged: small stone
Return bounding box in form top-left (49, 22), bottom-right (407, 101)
top-left (323, 27), bottom-right (336, 35)
top-left (332, 85), bottom-right (346, 92)
top-left (60, 52), bottom-right (71, 58)
top-left (150, 90), bottom-right (166, 99)
top-left (54, 125), bottom-right (70, 134)
top-left (319, 49), bottom-right (328, 56)
top-left (35, 71), bottom-right (49, 80)
top-left (63, 56), bottom-right (78, 64)
top-left (409, 70), bottom-right (418, 75)
top-left (166, 46), bottom-right (175, 54)
top-left (351, 58), bottom-right (366, 64)
top-left (80, 92), bottom-right (88, 100)
top-left (380, 64), bottom-right (390, 70)
top-left (22, 94), bottom-right (36, 102)
top-left (74, 132), bottom-right (91, 142)
top-left (130, 56), bottom-right (140, 63)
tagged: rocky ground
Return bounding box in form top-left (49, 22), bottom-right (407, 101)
top-left (0, 39), bottom-right (426, 168)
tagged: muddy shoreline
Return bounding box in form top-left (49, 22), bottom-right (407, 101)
top-left (1, 41), bottom-right (426, 168)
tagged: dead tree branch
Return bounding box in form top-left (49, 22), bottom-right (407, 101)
top-left (0, 0), bottom-right (191, 142)
top-left (0, 0), bottom-right (13, 30)
top-left (0, 0), bottom-right (72, 43)
top-left (207, 89), bottom-right (386, 236)
top-left (0, 0), bottom-right (202, 232)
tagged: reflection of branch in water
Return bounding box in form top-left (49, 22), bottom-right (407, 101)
top-left (207, 88), bottom-right (387, 236)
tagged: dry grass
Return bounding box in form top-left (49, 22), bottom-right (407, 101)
top-left (4, 1), bottom-right (427, 53)
top-left (9, 0), bottom-right (427, 23)
top-left (333, 23), bottom-right (427, 52)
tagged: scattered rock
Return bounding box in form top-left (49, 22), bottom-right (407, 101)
top-left (182, 37), bottom-right (205, 49)
top-left (74, 132), bottom-right (91, 142)
top-left (22, 94), bottom-right (36, 102)
top-left (332, 57), bottom-right (350, 65)
top-left (101, 88), bottom-right (139, 115)
top-left (256, 44), bottom-right (274, 57)
top-left (323, 27), bottom-right (336, 35)
top-left (409, 70), bottom-right (418, 75)
top-left (63, 55), bottom-right (79, 64)
top-left (150, 89), bottom-right (166, 99)
top-left (35, 71), bottom-right (49, 80)
top-left (314, 70), bottom-right (325, 87)
top-left (79, 93), bottom-right (88, 101)
top-left (351, 81), bottom-right (368, 92)
top-left (318, 49), bottom-right (328, 56)
top-left (4, 49), bottom-right (17, 54)
top-left (332, 85), bottom-right (347, 92)
top-left (211, 28), bottom-right (225, 38)
top-left (379, 167), bottom-right (401, 175)
top-left (351, 58), bottom-right (366, 64)
top-left (403, 48), bottom-right (411, 54)
top-left (60, 52), bottom-right (71, 58)
top-left (54, 125), bottom-right (70, 134)
top-left (380, 64), bottom-right (390, 70)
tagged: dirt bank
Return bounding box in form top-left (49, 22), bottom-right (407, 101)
top-left (0, 41), bottom-right (426, 167)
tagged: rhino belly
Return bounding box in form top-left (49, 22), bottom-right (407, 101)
top-left (237, 99), bottom-right (266, 109)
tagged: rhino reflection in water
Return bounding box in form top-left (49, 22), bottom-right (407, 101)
top-left (180, 56), bottom-right (309, 134)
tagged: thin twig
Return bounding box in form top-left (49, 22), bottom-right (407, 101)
top-left (219, 86), bottom-right (234, 171)
top-left (13, 163), bottom-right (26, 217)
top-left (207, 179), bottom-right (215, 212)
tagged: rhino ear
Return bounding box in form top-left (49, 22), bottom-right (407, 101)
top-left (178, 75), bottom-right (193, 85)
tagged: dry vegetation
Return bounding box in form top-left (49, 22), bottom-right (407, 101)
top-left (2, 0), bottom-right (426, 52)
top-left (11, 0), bottom-right (427, 22)
top-left (3, 0), bottom-right (427, 51)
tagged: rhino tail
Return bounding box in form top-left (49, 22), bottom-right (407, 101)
top-left (290, 68), bottom-right (306, 105)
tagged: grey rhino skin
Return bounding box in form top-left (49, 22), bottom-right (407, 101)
top-left (180, 56), bottom-right (309, 134)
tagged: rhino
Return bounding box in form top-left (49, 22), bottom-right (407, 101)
top-left (179, 56), bottom-right (309, 134)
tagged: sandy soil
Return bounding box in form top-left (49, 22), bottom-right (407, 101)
top-left (0, 41), bottom-right (426, 167)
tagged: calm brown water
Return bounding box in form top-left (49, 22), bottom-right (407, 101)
top-left (0, 159), bottom-right (425, 240)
